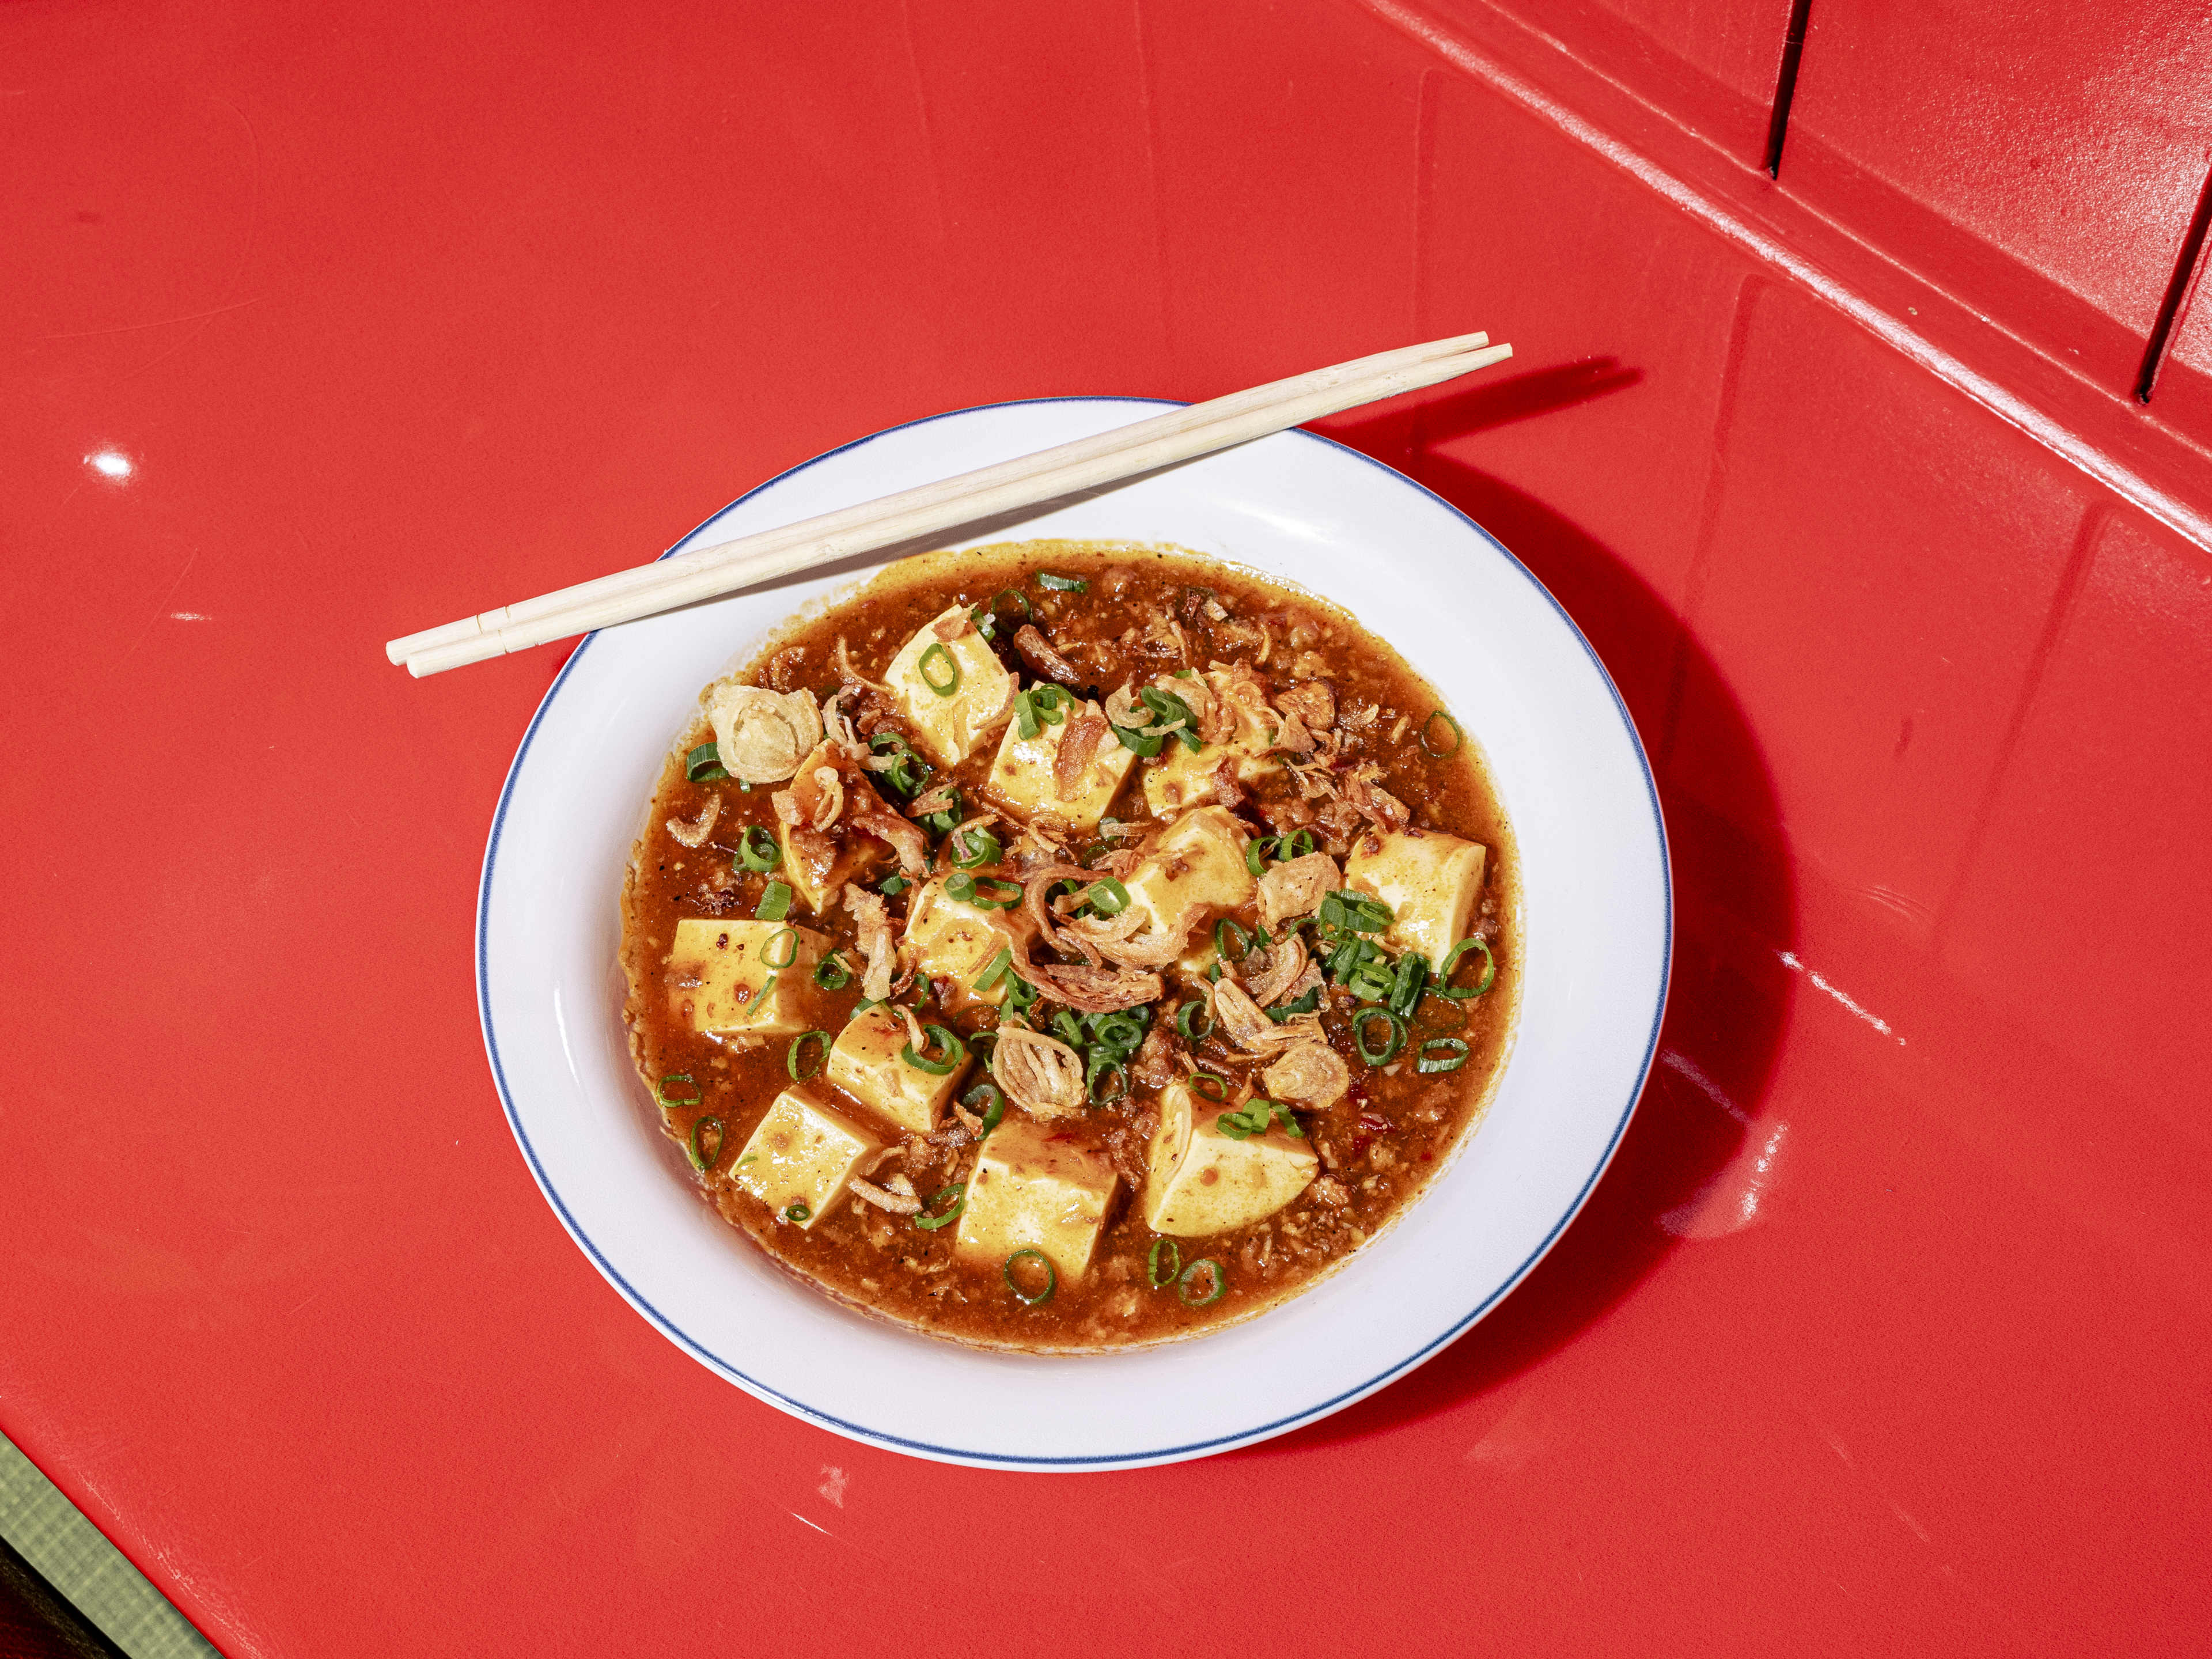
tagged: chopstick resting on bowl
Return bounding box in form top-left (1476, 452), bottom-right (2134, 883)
top-left (388, 331), bottom-right (1513, 676)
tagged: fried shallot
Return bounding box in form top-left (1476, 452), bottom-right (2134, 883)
top-left (1053, 711), bottom-right (1109, 798)
top-left (1021, 961), bottom-right (1164, 1014)
top-left (850, 806), bottom-right (929, 874)
top-left (1014, 624), bottom-right (1086, 689)
top-left (843, 882), bottom-right (896, 1002)
top-left (1262, 1040), bottom-right (1351, 1110)
top-left (705, 684), bottom-right (822, 785)
top-left (1241, 931), bottom-right (1309, 1007)
top-left (665, 796), bottom-right (721, 848)
top-left (990, 1022), bottom-right (1087, 1120)
top-left (1256, 851), bottom-right (1340, 931)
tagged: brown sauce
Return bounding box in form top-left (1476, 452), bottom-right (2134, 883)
top-left (619, 541), bottom-right (1520, 1351)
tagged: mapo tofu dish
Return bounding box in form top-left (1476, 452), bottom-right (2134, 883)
top-left (619, 541), bottom-right (1519, 1351)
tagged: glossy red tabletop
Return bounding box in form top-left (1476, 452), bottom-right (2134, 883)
top-left (6, 3), bottom-right (2210, 1654)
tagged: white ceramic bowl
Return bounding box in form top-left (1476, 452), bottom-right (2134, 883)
top-left (478, 397), bottom-right (1669, 1469)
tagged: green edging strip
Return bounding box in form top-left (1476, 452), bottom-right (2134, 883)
top-left (0, 1433), bottom-right (220, 1658)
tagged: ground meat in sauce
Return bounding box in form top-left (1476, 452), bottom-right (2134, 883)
top-left (618, 541), bottom-right (1520, 1352)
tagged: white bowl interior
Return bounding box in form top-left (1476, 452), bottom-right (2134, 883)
top-left (479, 398), bottom-right (1669, 1468)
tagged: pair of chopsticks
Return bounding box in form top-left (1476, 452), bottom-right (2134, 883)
top-left (385, 330), bottom-right (1512, 676)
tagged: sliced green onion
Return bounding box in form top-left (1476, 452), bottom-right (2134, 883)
top-left (760, 925), bottom-right (799, 969)
top-left (1005, 1247), bottom-right (1057, 1305)
top-left (1279, 828), bottom-right (1316, 858)
top-left (1245, 838), bottom-right (1272, 877)
top-left (902, 1023), bottom-right (967, 1076)
top-left (782, 1202), bottom-right (812, 1224)
top-left (1177, 1257), bottom-right (1226, 1307)
top-left (868, 732), bottom-right (930, 799)
top-left (1216, 1103), bottom-right (1270, 1140)
top-left (1266, 983), bottom-right (1321, 1021)
top-left (951, 827), bottom-right (1002, 869)
top-left (1012, 684), bottom-right (1074, 740)
top-left (963, 1080), bottom-right (1006, 1134)
top-left (1214, 918), bottom-right (1253, 964)
top-left (1084, 876), bottom-right (1131, 917)
top-left (918, 785), bottom-right (963, 838)
top-left (1418, 1037), bottom-right (1471, 1074)
top-left (813, 953), bottom-right (852, 990)
top-left (1321, 890), bottom-right (1395, 934)
top-left (914, 1183), bottom-right (967, 1230)
top-left (1345, 958), bottom-right (1397, 1003)
top-left (1002, 974), bottom-right (1041, 1016)
top-left (1036, 571), bottom-right (1088, 593)
top-left (1269, 1099), bottom-right (1306, 1138)
top-left (1051, 1008), bottom-right (1086, 1047)
top-left (1421, 709), bottom-right (1465, 757)
top-left (1355, 1008), bottom-right (1408, 1066)
top-left (1188, 1072), bottom-right (1228, 1103)
top-left (879, 873), bottom-right (911, 896)
top-left (1109, 721), bottom-right (1165, 758)
top-left (685, 742), bottom-right (729, 783)
top-left (1436, 936), bottom-right (1497, 999)
top-left (971, 945), bottom-right (1014, 993)
top-left (687, 1115), bottom-right (725, 1171)
top-left (787, 1029), bottom-right (830, 1081)
top-left (916, 642), bottom-right (962, 697)
top-left (1148, 1238), bottom-right (1182, 1289)
top-left (656, 1073), bottom-right (702, 1108)
top-left (1387, 953), bottom-right (1430, 1018)
top-left (1088, 1059), bottom-right (1129, 1104)
top-left (738, 824), bottom-right (782, 872)
top-left (972, 876), bottom-right (1024, 910)
top-left (1414, 994), bottom-right (1468, 1033)
top-left (756, 882), bottom-right (793, 923)
top-left (971, 588), bottom-right (1032, 640)
top-left (1177, 1000), bottom-right (1214, 1041)
top-left (1091, 1010), bottom-right (1147, 1053)
top-left (1138, 687), bottom-right (1203, 752)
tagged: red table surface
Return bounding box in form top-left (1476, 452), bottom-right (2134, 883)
top-left (5, 2), bottom-right (2210, 1655)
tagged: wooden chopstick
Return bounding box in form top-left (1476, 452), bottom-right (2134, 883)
top-left (392, 334), bottom-right (1512, 676)
top-left (385, 331), bottom-right (1493, 666)
top-left (389, 332), bottom-right (1504, 668)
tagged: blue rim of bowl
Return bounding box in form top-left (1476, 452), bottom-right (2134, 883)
top-left (476, 396), bottom-right (1672, 1469)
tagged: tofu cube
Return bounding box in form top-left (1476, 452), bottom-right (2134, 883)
top-left (956, 1118), bottom-right (1119, 1282)
top-left (884, 607), bottom-right (1018, 767)
top-left (1142, 1082), bottom-right (1318, 1237)
top-left (982, 699), bottom-right (1138, 831)
top-left (667, 918), bottom-right (832, 1037)
top-left (902, 877), bottom-right (1039, 1012)
top-left (730, 1086), bottom-right (886, 1230)
top-left (1124, 806), bottom-right (1256, 944)
top-left (1141, 669), bottom-right (1279, 816)
top-left (777, 740), bottom-right (889, 914)
top-left (1343, 829), bottom-right (1489, 971)
top-left (1142, 740), bottom-right (1279, 816)
top-left (825, 1004), bottom-right (973, 1135)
